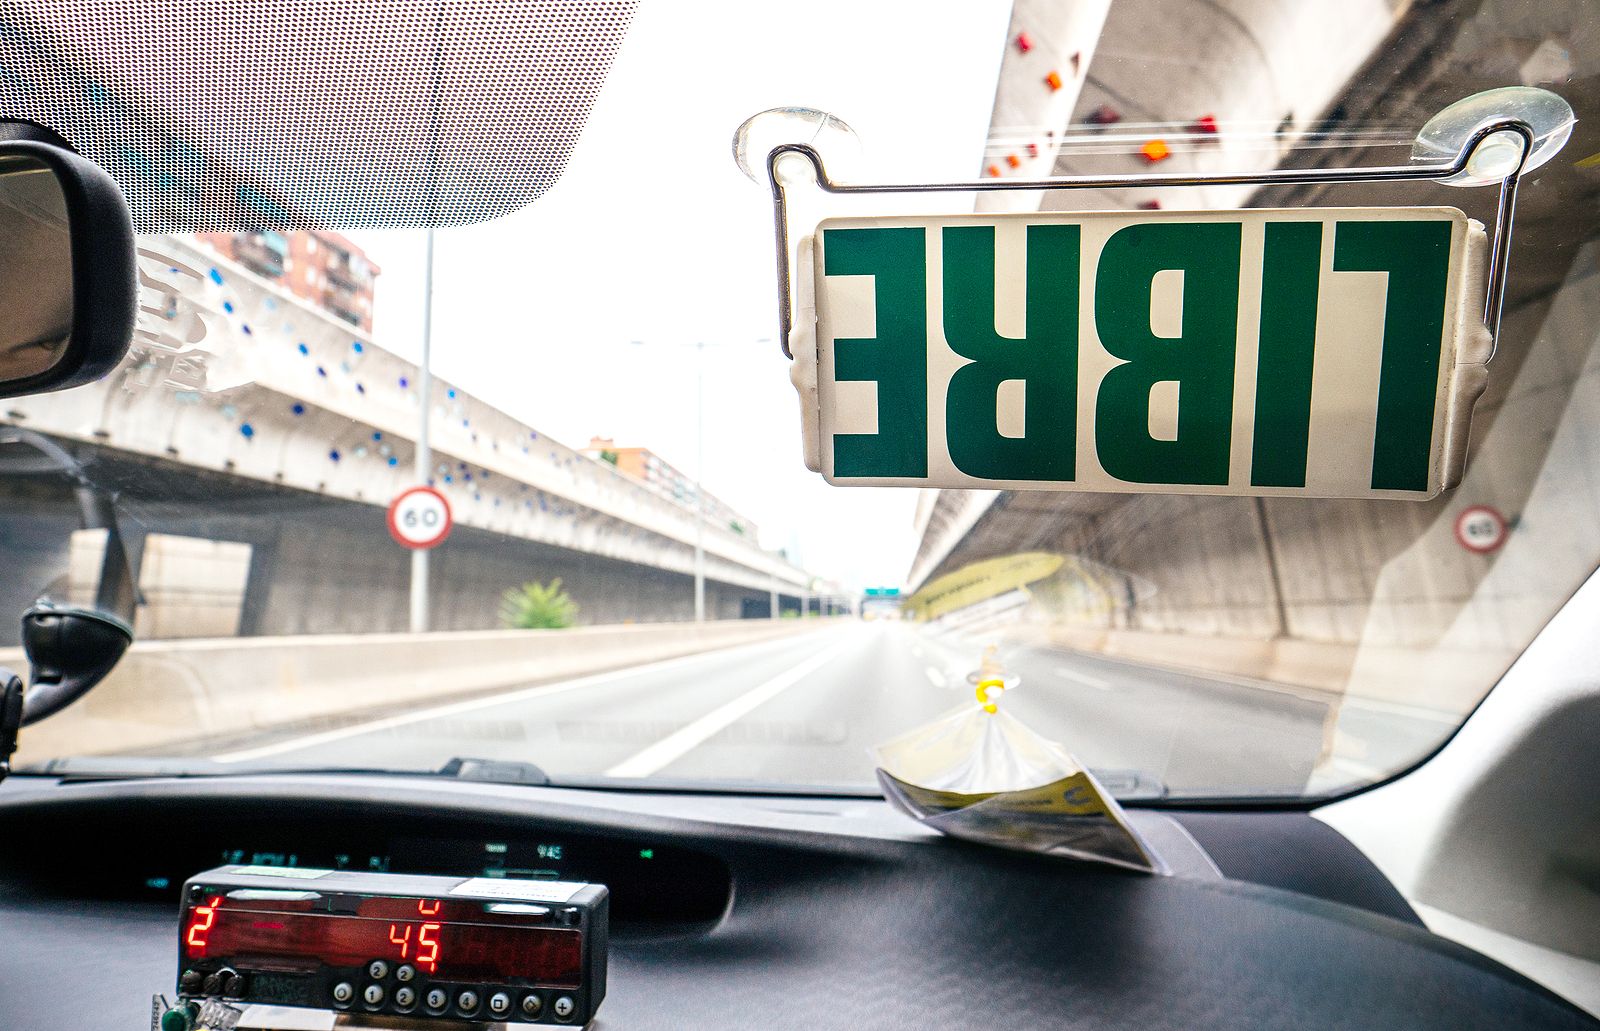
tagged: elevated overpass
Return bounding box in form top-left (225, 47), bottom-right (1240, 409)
top-left (1, 236), bottom-right (844, 643)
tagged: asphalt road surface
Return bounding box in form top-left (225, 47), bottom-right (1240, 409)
top-left (211, 621), bottom-right (1454, 797)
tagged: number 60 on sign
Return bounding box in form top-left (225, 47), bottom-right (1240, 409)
top-left (387, 485), bottom-right (453, 550)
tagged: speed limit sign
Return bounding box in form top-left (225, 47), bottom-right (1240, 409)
top-left (1454, 504), bottom-right (1507, 554)
top-left (387, 485), bottom-right (453, 550)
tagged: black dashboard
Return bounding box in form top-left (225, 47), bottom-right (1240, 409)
top-left (0, 771), bottom-right (1594, 1030)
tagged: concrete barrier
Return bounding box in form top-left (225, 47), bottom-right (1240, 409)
top-left (1036, 622), bottom-right (1511, 715)
top-left (5, 619), bottom-right (836, 763)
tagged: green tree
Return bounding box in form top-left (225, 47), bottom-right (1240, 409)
top-left (500, 578), bottom-right (579, 629)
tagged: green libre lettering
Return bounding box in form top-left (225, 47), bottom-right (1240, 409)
top-left (942, 224), bottom-right (1079, 480)
top-left (823, 227), bottom-right (928, 478)
top-left (820, 215), bottom-right (1455, 494)
top-left (1250, 222), bottom-right (1322, 488)
top-left (1333, 220), bottom-right (1452, 491)
top-left (1094, 222), bottom-right (1241, 486)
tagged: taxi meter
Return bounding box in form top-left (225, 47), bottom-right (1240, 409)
top-left (173, 866), bottom-right (607, 1025)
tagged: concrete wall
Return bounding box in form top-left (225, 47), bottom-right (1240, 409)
top-left (5, 618), bottom-right (837, 764)
top-left (0, 467), bottom-right (805, 646)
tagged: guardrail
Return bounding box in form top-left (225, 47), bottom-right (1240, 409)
top-left (5, 619), bottom-right (836, 764)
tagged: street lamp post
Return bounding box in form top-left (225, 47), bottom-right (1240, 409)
top-left (628, 336), bottom-right (768, 624)
top-left (410, 226), bottom-right (436, 634)
top-left (693, 340), bottom-right (706, 623)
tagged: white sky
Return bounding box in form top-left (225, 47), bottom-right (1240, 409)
top-left (344, 0), bottom-right (1011, 588)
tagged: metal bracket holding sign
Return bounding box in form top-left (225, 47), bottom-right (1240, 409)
top-left (736, 88), bottom-right (1575, 500)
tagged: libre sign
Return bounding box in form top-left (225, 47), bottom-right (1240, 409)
top-left (805, 207), bottom-right (1488, 499)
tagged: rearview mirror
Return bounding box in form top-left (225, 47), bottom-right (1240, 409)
top-left (0, 126), bottom-right (135, 399)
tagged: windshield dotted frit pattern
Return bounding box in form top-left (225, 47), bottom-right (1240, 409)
top-left (0, 0), bottom-right (638, 231)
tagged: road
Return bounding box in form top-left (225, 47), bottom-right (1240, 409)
top-left (211, 621), bottom-right (1452, 797)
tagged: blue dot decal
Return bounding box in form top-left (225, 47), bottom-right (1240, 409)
top-left (297, 342), bottom-right (309, 355)
top-left (239, 423), bottom-right (255, 438)
top-left (329, 450), bottom-right (341, 462)
top-left (291, 403), bottom-right (306, 415)
top-left (208, 268), bottom-right (224, 285)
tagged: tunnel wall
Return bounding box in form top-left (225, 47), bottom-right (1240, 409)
top-left (1043, 243), bottom-right (1599, 663)
top-left (944, 240), bottom-right (1600, 716)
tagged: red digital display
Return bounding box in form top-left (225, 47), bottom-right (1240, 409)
top-left (182, 896), bottom-right (582, 987)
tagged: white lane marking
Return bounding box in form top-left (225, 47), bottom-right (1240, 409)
top-left (1339, 696), bottom-right (1461, 725)
top-left (925, 666), bottom-right (948, 688)
top-left (1054, 666), bottom-right (1110, 691)
top-left (1325, 756), bottom-right (1387, 782)
top-left (212, 630), bottom-right (847, 764)
top-left (603, 639), bottom-right (856, 778)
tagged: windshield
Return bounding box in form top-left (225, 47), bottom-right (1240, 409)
top-left (2, 0), bottom-right (1596, 800)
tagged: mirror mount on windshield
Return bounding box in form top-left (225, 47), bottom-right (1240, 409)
top-left (0, 122), bottom-right (137, 400)
top-left (0, 428), bottom-right (140, 785)
top-left (15, 602), bottom-right (133, 725)
top-left (0, 603), bottom-right (133, 785)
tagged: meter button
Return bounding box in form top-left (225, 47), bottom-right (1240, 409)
top-left (332, 982), bottom-right (355, 1005)
top-left (425, 987), bottom-right (449, 1011)
top-left (457, 989), bottom-right (480, 1013)
top-left (394, 986), bottom-right (417, 1009)
top-left (553, 995), bottom-right (577, 1021)
top-left (367, 960), bottom-right (389, 980)
top-left (521, 992), bottom-right (544, 1018)
top-left (488, 991), bottom-right (511, 1016)
top-left (178, 970), bottom-right (202, 993)
top-left (363, 984), bottom-right (385, 1007)
top-left (395, 964), bottom-right (416, 982)
top-left (224, 973), bottom-right (245, 997)
top-left (201, 972), bottom-right (225, 996)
